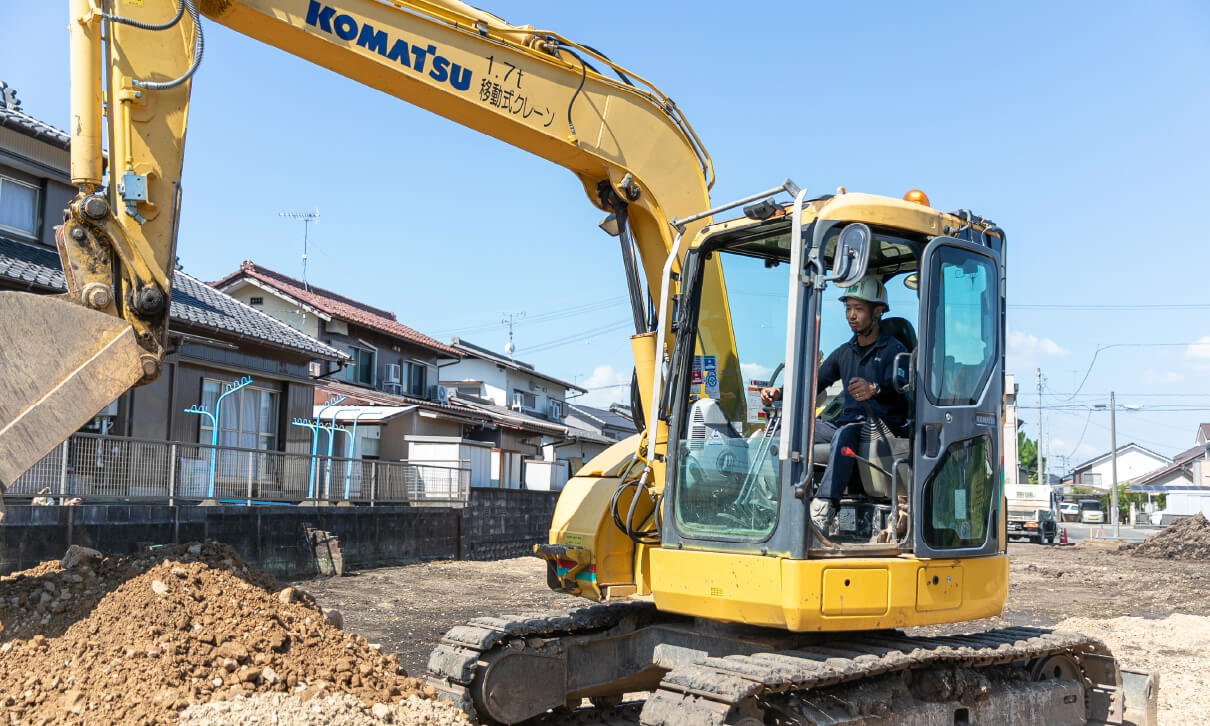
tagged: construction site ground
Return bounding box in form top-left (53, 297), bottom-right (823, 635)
top-left (299, 540), bottom-right (1210, 724)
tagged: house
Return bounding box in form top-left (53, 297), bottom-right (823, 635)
top-left (442, 339), bottom-right (588, 489)
top-left (562, 402), bottom-right (638, 470)
top-left (442, 338), bottom-right (586, 421)
top-left (1062, 443), bottom-right (1171, 492)
top-left (212, 261), bottom-right (461, 402)
top-left (0, 82), bottom-right (346, 468)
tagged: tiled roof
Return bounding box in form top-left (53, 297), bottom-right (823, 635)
top-left (1135, 444), bottom-right (1208, 486)
top-left (567, 403), bottom-right (637, 434)
top-left (0, 101), bottom-right (70, 150)
top-left (213, 261), bottom-right (459, 357)
top-left (1201, 423), bottom-right (1210, 442)
top-left (0, 235), bottom-right (345, 360)
top-left (446, 392), bottom-right (569, 437)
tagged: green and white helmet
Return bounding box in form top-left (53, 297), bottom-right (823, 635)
top-left (838, 276), bottom-right (889, 311)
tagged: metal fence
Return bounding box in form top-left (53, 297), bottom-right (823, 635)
top-left (6, 433), bottom-right (469, 505)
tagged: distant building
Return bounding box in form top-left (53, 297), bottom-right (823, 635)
top-left (1061, 443), bottom-right (1171, 493)
top-left (442, 339), bottom-right (589, 489)
top-left (213, 261), bottom-right (461, 402)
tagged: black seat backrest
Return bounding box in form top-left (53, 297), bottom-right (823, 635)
top-left (881, 317), bottom-right (916, 352)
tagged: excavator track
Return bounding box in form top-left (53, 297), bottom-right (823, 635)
top-left (426, 600), bottom-right (656, 724)
top-left (641, 627), bottom-right (1117, 726)
top-left (427, 602), bottom-right (1149, 726)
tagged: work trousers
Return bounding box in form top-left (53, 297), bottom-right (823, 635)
top-left (813, 419), bottom-right (860, 500)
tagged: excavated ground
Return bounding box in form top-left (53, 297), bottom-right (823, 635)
top-left (1, 536), bottom-right (1205, 724)
top-left (301, 541), bottom-right (1210, 725)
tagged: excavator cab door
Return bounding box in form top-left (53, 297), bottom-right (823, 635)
top-left (911, 237), bottom-right (1003, 558)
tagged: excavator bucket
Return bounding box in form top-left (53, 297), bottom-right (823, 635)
top-left (0, 291), bottom-right (144, 492)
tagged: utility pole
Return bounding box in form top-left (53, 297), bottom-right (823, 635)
top-left (279, 210), bottom-right (320, 290)
top-left (1036, 368), bottom-right (1044, 486)
top-left (1110, 390), bottom-right (1119, 536)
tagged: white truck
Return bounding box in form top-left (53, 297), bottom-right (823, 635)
top-left (1005, 483), bottom-right (1059, 544)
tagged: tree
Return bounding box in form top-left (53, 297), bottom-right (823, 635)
top-left (1017, 431), bottom-right (1047, 484)
top-left (1100, 482), bottom-right (1165, 523)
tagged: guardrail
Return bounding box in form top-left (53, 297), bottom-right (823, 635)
top-left (5, 433), bottom-right (469, 506)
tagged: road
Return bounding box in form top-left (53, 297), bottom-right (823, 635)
top-left (1055, 522), bottom-right (1152, 543)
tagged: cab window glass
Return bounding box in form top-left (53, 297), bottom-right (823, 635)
top-left (924, 249), bottom-right (996, 406)
top-left (922, 435), bottom-right (995, 548)
top-left (674, 250), bottom-right (787, 540)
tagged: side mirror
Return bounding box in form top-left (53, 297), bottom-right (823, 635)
top-left (827, 223), bottom-right (872, 288)
top-left (892, 350), bottom-right (913, 393)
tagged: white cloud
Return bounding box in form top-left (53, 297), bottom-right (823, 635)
top-left (1007, 330), bottom-right (1069, 358)
top-left (1142, 368), bottom-right (1185, 385)
top-left (741, 362), bottom-right (772, 383)
top-left (1186, 336), bottom-right (1210, 368)
top-left (577, 364), bottom-right (630, 408)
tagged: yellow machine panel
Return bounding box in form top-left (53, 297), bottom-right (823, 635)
top-left (649, 548), bottom-right (1007, 631)
top-left (916, 564), bottom-right (964, 612)
top-left (821, 569), bottom-right (889, 617)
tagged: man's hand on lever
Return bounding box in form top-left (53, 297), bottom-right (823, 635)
top-left (846, 377), bottom-right (878, 403)
top-left (759, 387), bottom-right (782, 406)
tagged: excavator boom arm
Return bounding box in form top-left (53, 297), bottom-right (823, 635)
top-left (0, 0), bottom-right (720, 487)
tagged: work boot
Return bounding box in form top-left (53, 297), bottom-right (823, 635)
top-left (810, 498), bottom-right (838, 537)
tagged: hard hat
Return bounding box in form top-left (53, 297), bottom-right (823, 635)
top-left (838, 277), bottom-right (889, 310)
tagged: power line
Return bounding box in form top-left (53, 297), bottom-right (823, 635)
top-left (428, 296), bottom-right (626, 336)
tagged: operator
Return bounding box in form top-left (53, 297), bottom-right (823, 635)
top-left (759, 277), bottom-right (908, 534)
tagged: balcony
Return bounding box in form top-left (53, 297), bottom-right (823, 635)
top-left (6, 433), bottom-right (469, 506)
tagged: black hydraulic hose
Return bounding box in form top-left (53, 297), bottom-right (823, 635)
top-left (102, 0), bottom-right (204, 91)
top-left (99, 0), bottom-right (187, 31)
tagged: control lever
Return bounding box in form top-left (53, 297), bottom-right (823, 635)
top-left (839, 446), bottom-right (892, 478)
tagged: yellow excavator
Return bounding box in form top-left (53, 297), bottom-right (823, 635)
top-left (0, 2), bottom-right (1157, 724)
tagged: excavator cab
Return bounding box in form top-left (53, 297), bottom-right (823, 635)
top-left (649, 191), bottom-right (1008, 629)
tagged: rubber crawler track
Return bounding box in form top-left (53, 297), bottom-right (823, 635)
top-left (426, 601), bottom-right (1111, 726)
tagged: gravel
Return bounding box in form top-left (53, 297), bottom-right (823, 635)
top-left (177, 691), bottom-right (471, 725)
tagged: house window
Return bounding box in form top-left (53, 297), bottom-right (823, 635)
top-left (512, 389), bottom-right (536, 410)
top-left (408, 362), bottom-right (426, 397)
top-left (0, 175), bottom-right (38, 238)
top-left (344, 345), bottom-right (375, 386)
top-left (198, 379), bottom-right (279, 450)
top-left (249, 296), bottom-right (264, 306)
top-left (548, 399), bottom-right (564, 419)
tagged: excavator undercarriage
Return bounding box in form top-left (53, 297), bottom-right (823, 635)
top-left (426, 601), bottom-right (1158, 726)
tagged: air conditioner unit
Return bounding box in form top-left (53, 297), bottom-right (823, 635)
top-left (384, 363), bottom-right (402, 384)
top-left (428, 384), bottom-right (449, 404)
top-left (383, 382), bottom-right (403, 395)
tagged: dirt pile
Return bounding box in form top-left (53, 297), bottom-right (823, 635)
top-left (0, 543), bottom-right (434, 724)
top-left (1123, 513), bottom-right (1210, 560)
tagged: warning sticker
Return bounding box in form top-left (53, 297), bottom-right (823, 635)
top-left (745, 379), bottom-right (769, 424)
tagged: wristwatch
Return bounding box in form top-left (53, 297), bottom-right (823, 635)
top-left (870, 383), bottom-right (881, 397)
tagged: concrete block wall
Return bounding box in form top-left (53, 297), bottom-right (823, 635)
top-left (0, 488), bottom-right (559, 578)
top-left (460, 488), bottom-right (559, 560)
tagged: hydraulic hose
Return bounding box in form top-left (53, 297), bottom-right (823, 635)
top-left (101, 0), bottom-right (204, 91)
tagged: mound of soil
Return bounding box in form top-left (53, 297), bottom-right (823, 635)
top-left (0, 543), bottom-right (432, 724)
top-left (1124, 513), bottom-right (1210, 560)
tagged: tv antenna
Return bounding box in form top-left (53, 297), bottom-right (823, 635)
top-left (502, 311), bottom-right (525, 359)
top-left (279, 209), bottom-right (320, 290)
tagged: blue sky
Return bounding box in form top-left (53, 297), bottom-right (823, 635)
top-left (3, 1), bottom-right (1209, 471)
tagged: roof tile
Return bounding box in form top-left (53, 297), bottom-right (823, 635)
top-left (0, 236), bottom-right (344, 360)
top-left (213, 261), bottom-right (459, 357)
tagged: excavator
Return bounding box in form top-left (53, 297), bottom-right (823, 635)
top-left (0, 1), bottom-right (1157, 724)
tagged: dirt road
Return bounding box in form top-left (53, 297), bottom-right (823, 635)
top-left (297, 541), bottom-right (1210, 723)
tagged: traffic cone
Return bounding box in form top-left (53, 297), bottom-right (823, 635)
top-left (1059, 527), bottom-right (1068, 545)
